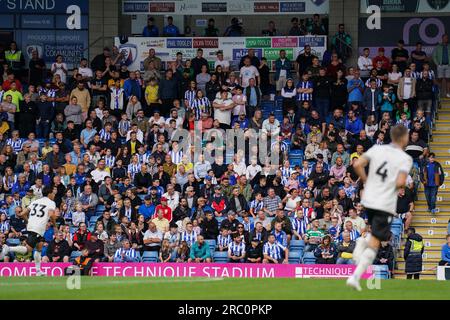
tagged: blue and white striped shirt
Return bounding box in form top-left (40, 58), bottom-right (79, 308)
top-left (296, 81), bottom-right (313, 101)
top-left (281, 167), bottom-right (294, 180)
top-left (228, 241), bottom-right (246, 257)
top-left (263, 242), bottom-right (285, 260)
top-left (114, 247), bottom-right (138, 261)
top-left (365, 78), bottom-right (383, 88)
top-left (292, 216), bottom-right (309, 237)
top-left (191, 97), bottom-right (211, 120)
top-left (184, 89), bottom-right (196, 106)
top-left (127, 163), bottom-right (141, 179)
top-left (181, 230), bottom-right (197, 247)
top-left (420, 70), bottom-right (435, 80)
top-left (99, 129), bottom-right (111, 142)
top-left (217, 234), bottom-right (232, 248)
top-left (104, 155), bottom-right (116, 168)
top-left (250, 199), bottom-right (264, 213)
top-left (6, 138), bottom-right (23, 154)
top-left (0, 221), bottom-right (10, 234)
top-left (170, 150), bottom-right (183, 165)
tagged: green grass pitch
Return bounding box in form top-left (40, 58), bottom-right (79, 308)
top-left (0, 277), bottom-right (449, 300)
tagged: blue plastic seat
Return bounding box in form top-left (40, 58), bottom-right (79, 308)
top-left (205, 239), bottom-right (217, 257)
top-left (289, 239), bottom-right (305, 252)
top-left (141, 251), bottom-right (159, 263)
top-left (288, 251), bottom-right (302, 264)
top-left (213, 251), bottom-right (229, 263)
top-left (302, 252), bottom-right (316, 264)
top-left (371, 264), bottom-right (391, 279)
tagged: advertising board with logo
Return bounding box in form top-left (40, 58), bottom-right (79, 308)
top-left (360, 0), bottom-right (450, 13)
top-left (358, 16), bottom-right (450, 57)
top-left (0, 263), bottom-right (375, 279)
top-left (115, 36), bottom-right (327, 72)
top-left (0, 0), bottom-right (89, 69)
top-left (122, 0), bottom-right (329, 15)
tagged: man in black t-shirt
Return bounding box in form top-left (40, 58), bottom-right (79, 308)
top-left (91, 70), bottom-right (108, 107)
top-left (391, 40), bottom-right (409, 73)
top-left (405, 131), bottom-right (428, 163)
top-left (396, 187), bottom-right (414, 231)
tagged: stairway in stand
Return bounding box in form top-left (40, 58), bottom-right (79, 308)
top-left (395, 98), bottom-right (450, 280)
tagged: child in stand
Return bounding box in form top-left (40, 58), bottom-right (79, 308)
top-left (72, 203), bottom-right (86, 227)
top-left (159, 239), bottom-right (172, 263)
top-left (396, 112), bottom-right (411, 131)
top-left (281, 115), bottom-right (294, 140)
top-left (232, 86), bottom-right (247, 121)
top-left (217, 227), bottom-right (232, 251)
top-left (117, 113), bottom-right (131, 139)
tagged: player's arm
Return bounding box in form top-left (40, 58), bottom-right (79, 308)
top-left (48, 209), bottom-right (57, 227)
top-left (21, 207), bottom-right (30, 222)
top-left (353, 155), bottom-right (369, 184)
top-left (395, 171), bottom-right (408, 189)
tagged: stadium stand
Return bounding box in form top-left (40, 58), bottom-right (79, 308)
top-left (0, 22), bottom-right (448, 282)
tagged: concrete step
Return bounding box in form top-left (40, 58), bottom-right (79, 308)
top-left (397, 261), bottom-right (439, 271)
top-left (397, 254), bottom-right (441, 262)
top-left (431, 130), bottom-right (450, 136)
top-left (410, 216), bottom-right (448, 224)
top-left (407, 227), bottom-right (448, 238)
top-left (394, 273), bottom-right (436, 280)
top-left (430, 136), bottom-right (450, 142)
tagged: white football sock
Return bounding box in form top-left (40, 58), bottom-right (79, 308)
top-left (9, 245), bottom-right (28, 255)
top-left (353, 247), bottom-right (377, 281)
top-left (34, 251), bottom-right (42, 272)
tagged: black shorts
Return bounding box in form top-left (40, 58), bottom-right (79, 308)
top-left (366, 208), bottom-right (394, 242)
top-left (26, 231), bottom-right (44, 249)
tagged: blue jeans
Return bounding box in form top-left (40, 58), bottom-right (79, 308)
top-left (424, 186), bottom-right (438, 211)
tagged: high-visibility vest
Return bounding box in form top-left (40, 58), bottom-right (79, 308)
top-left (409, 239), bottom-right (424, 254)
top-left (5, 50), bottom-right (22, 69)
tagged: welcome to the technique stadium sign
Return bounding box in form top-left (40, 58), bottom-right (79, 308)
top-left (0, 263), bottom-right (374, 279)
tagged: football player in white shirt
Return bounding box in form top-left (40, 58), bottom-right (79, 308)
top-left (347, 125), bottom-right (413, 291)
top-left (1, 186), bottom-right (57, 276)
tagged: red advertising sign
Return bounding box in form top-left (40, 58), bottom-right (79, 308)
top-left (193, 38), bottom-right (219, 48)
top-left (254, 2), bottom-right (280, 12)
top-left (150, 2), bottom-right (175, 12)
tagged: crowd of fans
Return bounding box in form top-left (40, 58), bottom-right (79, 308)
top-left (0, 21), bottom-right (448, 271)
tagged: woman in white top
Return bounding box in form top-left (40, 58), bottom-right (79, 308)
top-left (388, 63), bottom-right (402, 91)
top-left (212, 90), bottom-right (235, 129)
top-left (148, 110), bottom-right (166, 132)
top-left (51, 55), bottom-right (68, 83)
top-left (283, 188), bottom-right (302, 214)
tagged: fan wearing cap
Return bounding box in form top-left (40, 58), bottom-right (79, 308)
top-left (153, 196), bottom-right (173, 222)
top-left (246, 236), bottom-right (264, 263)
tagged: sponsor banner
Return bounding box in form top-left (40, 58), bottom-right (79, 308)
top-left (280, 1), bottom-right (306, 12)
top-left (0, 263), bottom-right (374, 278)
top-left (232, 48), bottom-right (263, 60)
top-left (202, 2), bottom-right (228, 12)
top-left (358, 16), bottom-right (450, 57)
top-left (115, 36), bottom-right (327, 72)
top-left (150, 2), bottom-right (175, 12)
top-left (272, 37), bottom-right (298, 48)
top-left (122, 0), bottom-right (329, 15)
top-left (264, 48), bottom-right (294, 60)
top-left (254, 2), bottom-right (280, 12)
top-left (0, 0), bottom-right (89, 14)
top-left (193, 38), bottom-right (219, 49)
top-left (166, 38), bottom-right (193, 49)
top-left (246, 38), bottom-right (272, 48)
top-left (360, 0), bottom-right (450, 13)
top-left (19, 30), bottom-right (88, 69)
